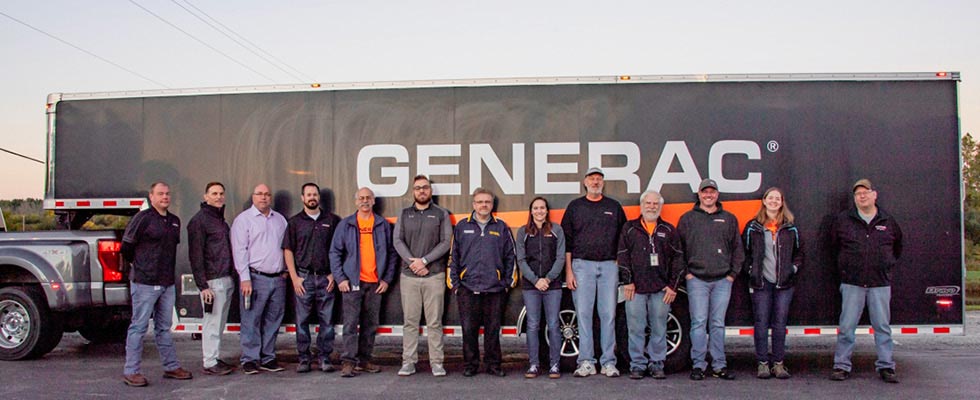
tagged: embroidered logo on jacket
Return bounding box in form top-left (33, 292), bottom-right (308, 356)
top-left (875, 225), bottom-right (887, 231)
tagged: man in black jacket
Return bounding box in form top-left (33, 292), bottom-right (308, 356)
top-left (187, 182), bottom-right (236, 376)
top-left (678, 179), bottom-right (744, 381)
top-left (830, 179), bottom-right (903, 383)
top-left (618, 190), bottom-right (683, 380)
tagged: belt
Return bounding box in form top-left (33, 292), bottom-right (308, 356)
top-left (249, 268), bottom-right (285, 278)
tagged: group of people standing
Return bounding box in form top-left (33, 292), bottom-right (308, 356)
top-left (118, 170), bottom-right (902, 387)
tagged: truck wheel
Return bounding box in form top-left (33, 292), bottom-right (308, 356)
top-left (0, 286), bottom-right (64, 360)
top-left (78, 319), bottom-right (130, 344)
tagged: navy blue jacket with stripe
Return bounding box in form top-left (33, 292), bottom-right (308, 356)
top-left (448, 213), bottom-right (517, 293)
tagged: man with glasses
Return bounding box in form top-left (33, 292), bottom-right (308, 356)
top-left (231, 184), bottom-right (288, 375)
top-left (394, 175), bottom-right (452, 377)
top-left (830, 179), bottom-right (904, 383)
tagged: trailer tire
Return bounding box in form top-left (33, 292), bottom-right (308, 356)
top-left (0, 286), bottom-right (64, 360)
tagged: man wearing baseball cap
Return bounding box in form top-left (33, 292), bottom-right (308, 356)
top-left (677, 178), bottom-right (744, 381)
top-left (830, 179), bottom-right (903, 383)
top-left (561, 167), bottom-right (627, 377)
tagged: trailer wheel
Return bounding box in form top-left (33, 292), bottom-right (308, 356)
top-left (664, 296), bottom-right (692, 373)
top-left (0, 286), bottom-right (64, 360)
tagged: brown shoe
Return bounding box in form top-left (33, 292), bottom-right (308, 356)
top-left (163, 367), bottom-right (193, 380)
top-left (341, 361), bottom-right (357, 378)
top-left (123, 373), bottom-right (148, 387)
top-left (355, 362), bottom-right (381, 373)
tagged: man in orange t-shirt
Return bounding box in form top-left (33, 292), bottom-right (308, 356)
top-left (329, 187), bottom-right (397, 377)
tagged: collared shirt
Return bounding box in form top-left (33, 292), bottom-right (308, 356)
top-left (122, 208), bottom-right (181, 286)
top-left (282, 209), bottom-right (340, 274)
top-left (231, 205), bottom-right (288, 281)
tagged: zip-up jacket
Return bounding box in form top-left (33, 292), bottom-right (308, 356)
top-left (393, 203), bottom-right (452, 277)
top-left (617, 217), bottom-right (684, 294)
top-left (187, 202), bottom-right (234, 290)
top-left (742, 220), bottom-right (804, 289)
top-left (677, 201), bottom-right (745, 282)
top-left (832, 207), bottom-right (903, 287)
top-left (448, 213), bottom-right (517, 293)
top-left (516, 224), bottom-right (565, 291)
top-left (329, 213), bottom-right (397, 286)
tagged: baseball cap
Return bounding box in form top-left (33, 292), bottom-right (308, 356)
top-left (585, 167), bottom-right (604, 178)
top-left (698, 178), bottom-right (718, 191)
top-left (852, 178), bottom-right (873, 192)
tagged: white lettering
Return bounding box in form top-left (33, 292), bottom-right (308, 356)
top-left (708, 140), bottom-right (761, 193)
top-left (589, 142), bottom-right (641, 193)
top-left (357, 144), bottom-right (409, 197)
top-left (469, 143), bottom-right (525, 195)
top-left (534, 142), bottom-right (580, 194)
top-left (417, 144), bottom-right (461, 195)
top-left (647, 141), bottom-right (702, 192)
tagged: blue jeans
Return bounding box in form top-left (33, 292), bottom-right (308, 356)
top-left (124, 283), bottom-right (179, 375)
top-left (834, 284), bottom-right (894, 372)
top-left (523, 288), bottom-right (562, 367)
top-left (571, 259), bottom-right (618, 367)
top-left (294, 272), bottom-right (335, 364)
top-left (687, 275), bottom-right (732, 371)
top-left (626, 290), bottom-right (669, 370)
top-left (751, 280), bottom-right (794, 363)
top-left (239, 274), bottom-right (287, 364)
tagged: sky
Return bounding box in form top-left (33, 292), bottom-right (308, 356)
top-left (1, 0), bottom-right (977, 200)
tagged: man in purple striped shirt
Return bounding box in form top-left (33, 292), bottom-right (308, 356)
top-left (231, 184), bottom-right (288, 375)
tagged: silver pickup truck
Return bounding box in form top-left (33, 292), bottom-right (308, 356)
top-left (0, 208), bottom-right (130, 360)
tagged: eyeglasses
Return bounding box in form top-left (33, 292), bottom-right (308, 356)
top-left (413, 185), bottom-right (431, 191)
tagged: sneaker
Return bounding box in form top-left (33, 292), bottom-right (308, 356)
top-left (712, 368), bottom-right (735, 380)
top-left (163, 367), bottom-right (193, 380)
top-left (757, 362), bottom-right (772, 379)
top-left (296, 361), bottom-right (311, 373)
top-left (525, 365), bottom-right (540, 379)
top-left (215, 360), bottom-right (236, 372)
top-left (398, 363), bottom-right (416, 376)
top-left (320, 361), bottom-right (336, 373)
top-left (341, 362), bottom-right (357, 378)
top-left (649, 366), bottom-right (666, 380)
top-left (829, 368), bottom-right (850, 381)
top-left (574, 361), bottom-right (597, 377)
top-left (431, 363), bottom-right (447, 377)
top-left (487, 365), bottom-right (506, 377)
top-left (356, 362), bottom-right (381, 374)
top-left (463, 366), bottom-right (478, 377)
top-left (879, 368), bottom-right (899, 383)
top-left (203, 362), bottom-right (233, 376)
top-left (122, 373), bottom-right (148, 387)
top-left (629, 367), bottom-right (645, 380)
top-left (242, 361), bottom-right (260, 375)
top-left (690, 367), bottom-right (705, 381)
top-left (548, 364), bottom-right (561, 379)
top-left (601, 364), bottom-right (620, 378)
top-left (772, 362), bottom-right (791, 379)
top-left (260, 360), bottom-right (285, 372)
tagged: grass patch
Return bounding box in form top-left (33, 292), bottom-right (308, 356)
top-left (968, 305), bottom-right (980, 312)
top-left (968, 270), bottom-right (980, 281)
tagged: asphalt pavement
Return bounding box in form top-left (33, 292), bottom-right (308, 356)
top-left (2, 312), bottom-right (979, 399)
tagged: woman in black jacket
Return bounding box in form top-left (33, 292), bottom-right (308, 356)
top-left (742, 187), bottom-right (804, 380)
top-left (516, 197), bottom-right (565, 379)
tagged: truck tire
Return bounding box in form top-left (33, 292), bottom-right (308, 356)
top-left (78, 319), bottom-right (130, 344)
top-left (664, 296), bottom-right (692, 373)
top-left (0, 286), bottom-right (64, 360)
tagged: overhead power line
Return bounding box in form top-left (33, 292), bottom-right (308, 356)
top-left (0, 147), bottom-right (44, 164)
top-left (0, 11), bottom-right (171, 88)
top-left (127, 0), bottom-right (278, 83)
top-left (174, 0), bottom-right (315, 83)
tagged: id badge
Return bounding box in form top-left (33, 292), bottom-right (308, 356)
top-left (650, 253), bottom-right (659, 267)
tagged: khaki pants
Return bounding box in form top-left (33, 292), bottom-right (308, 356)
top-left (401, 272), bottom-right (446, 364)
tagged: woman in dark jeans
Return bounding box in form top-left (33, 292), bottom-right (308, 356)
top-left (516, 197), bottom-right (565, 379)
top-left (742, 187), bottom-right (804, 379)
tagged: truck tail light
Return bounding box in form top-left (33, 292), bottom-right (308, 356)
top-left (936, 298), bottom-right (954, 308)
top-left (98, 240), bottom-right (124, 283)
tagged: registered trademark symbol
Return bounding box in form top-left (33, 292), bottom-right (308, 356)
top-left (766, 140), bottom-right (779, 152)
